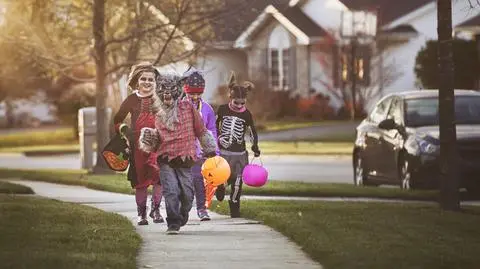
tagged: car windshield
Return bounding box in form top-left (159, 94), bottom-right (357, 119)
top-left (404, 96), bottom-right (480, 127)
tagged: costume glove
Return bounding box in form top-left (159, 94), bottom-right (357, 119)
top-left (203, 151), bottom-right (217, 158)
top-left (251, 144), bottom-right (261, 157)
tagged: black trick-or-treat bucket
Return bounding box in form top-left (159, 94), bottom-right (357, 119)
top-left (102, 133), bottom-right (130, 172)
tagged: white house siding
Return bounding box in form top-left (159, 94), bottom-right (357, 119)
top-left (379, 1), bottom-right (480, 97)
top-left (309, 46), bottom-right (343, 108)
top-left (301, 0), bottom-right (347, 35)
top-left (197, 49), bottom-right (248, 103)
top-left (244, 20), bottom-right (298, 86)
top-left (300, 0), bottom-right (480, 112)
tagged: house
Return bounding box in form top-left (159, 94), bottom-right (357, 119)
top-left (191, 0), bottom-right (480, 110)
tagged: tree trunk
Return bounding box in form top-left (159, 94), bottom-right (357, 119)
top-left (5, 98), bottom-right (15, 128)
top-left (92, 0), bottom-right (111, 174)
top-left (437, 0), bottom-right (460, 211)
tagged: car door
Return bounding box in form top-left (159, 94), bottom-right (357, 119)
top-left (363, 96), bottom-right (393, 178)
top-left (379, 97), bottom-right (404, 180)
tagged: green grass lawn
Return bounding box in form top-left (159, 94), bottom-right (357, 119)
top-left (0, 195), bottom-right (141, 269)
top-left (258, 120), bottom-right (327, 132)
top-left (0, 168), bottom-right (441, 201)
top-left (0, 181), bottom-right (34, 194)
top-left (260, 141), bottom-right (353, 155)
top-left (211, 200), bottom-right (480, 269)
top-left (258, 120), bottom-right (360, 132)
top-left (0, 127), bottom-right (76, 148)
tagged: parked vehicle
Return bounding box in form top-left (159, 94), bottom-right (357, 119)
top-left (352, 90), bottom-right (480, 194)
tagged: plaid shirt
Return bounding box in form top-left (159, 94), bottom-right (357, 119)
top-left (154, 100), bottom-right (207, 161)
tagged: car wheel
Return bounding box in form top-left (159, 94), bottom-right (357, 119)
top-left (400, 159), bottom-right (414, 190)
top-left (354, 154), bottom-right (367, 186)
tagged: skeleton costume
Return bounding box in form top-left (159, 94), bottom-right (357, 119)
top-left (138, 71), bottom-right (217, 234)
top-left (215, 72), bottom-right (260, 218)
top-left (113, 62), bottom-right (163, 225)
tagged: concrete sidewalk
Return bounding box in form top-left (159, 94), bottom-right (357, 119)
top-left (8, 179), bottom-right (322, 269)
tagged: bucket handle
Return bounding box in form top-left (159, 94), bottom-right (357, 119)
top-left (249, 156), bottom-right (263, 166)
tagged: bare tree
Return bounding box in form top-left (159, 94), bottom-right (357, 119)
top-left (313, 33), bottom-right (402, 117)
top-left (1, 0), bottom-right (250, 172)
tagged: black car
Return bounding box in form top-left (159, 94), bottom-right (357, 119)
top-left (352, 90), bottom-right (480, 193)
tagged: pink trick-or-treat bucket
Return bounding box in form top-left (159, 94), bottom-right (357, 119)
top-left (242, 158), bottom-right (268, 187)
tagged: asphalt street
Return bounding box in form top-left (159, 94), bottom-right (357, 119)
top-left (0, 153), bottom-right (353, 184)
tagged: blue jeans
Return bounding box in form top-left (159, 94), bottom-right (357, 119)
top-left (191, 158), bottom-right (206, 211)
top-left (159, 164), bottom-right (194, 228)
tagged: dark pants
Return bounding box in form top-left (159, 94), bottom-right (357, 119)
top-left (159, 163), bottom-right (194, 228)
top-left (221, 151), bottom-right (248, 204)
top-left (191, 158), bottom-right (207, 211)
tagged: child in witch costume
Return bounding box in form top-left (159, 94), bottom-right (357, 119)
top-left (138, 72), bottom-right (217, 234)
top-left (113, 62), bottom-right (164, 225)
top-left (214, 71), bottom-right (261, 218)
top-left (182, 68), bottom-right (218, 221)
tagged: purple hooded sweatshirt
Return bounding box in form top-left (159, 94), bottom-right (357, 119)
top-left (191, 99), bottom-right (219, 158)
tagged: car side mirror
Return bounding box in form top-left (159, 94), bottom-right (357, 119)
top-left (378, 118), bottom-right (397, 130)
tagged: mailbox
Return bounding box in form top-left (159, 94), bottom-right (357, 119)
top-left (78, 107), bottom-right (112, 169)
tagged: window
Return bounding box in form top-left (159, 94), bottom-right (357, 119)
top-left (404, 96), bottom-right (480, 127)
top-left (282, 48), bottom-right (289, 89)
top-left (369, 97), bottom-right (392, 123)
top-left (268, 25), bottom-right (291, 90)
top-left (339, 44), bottom-right (371, 86)
top-left (387, 98), bottom-right (403, 125)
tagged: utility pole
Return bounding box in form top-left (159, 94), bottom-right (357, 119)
top-left (437, 0), bottom-right (460, 211)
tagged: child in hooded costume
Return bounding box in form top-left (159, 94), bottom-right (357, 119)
top-left (214, 72), bottom-right (261, 218)
top-left (182, 68), bottom-right (218, 221)
top-left (138, 72), bottom-right (217, 234)
top-left (113, 62), bottom-right (164, 226)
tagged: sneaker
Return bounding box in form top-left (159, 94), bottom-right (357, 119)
top-left (137, 205), bottom-right (149, 225)
top-left (215, 184), bottom-right (225, 202)
top-left (137, 216), bottom-right (149, 225)
top-left (166, 226), bottom-right (180, 235)
top-left (198, 209), bottom-right (211, 221)
top-left (149, 204), bottom-right (164, 224)
top-left (229, 200), bottom-right (240, 218)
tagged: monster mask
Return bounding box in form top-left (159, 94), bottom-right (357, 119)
top-left (155, 72), bottom-right (185, 107)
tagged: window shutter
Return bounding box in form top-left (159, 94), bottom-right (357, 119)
top-left (363, 46), bottom-right (372, 86)
top-left (289, 46), bottom-right (297, 90)
top-left (332, 43), bottom-right (340, 88)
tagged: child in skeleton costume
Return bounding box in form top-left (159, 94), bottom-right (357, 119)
top-left (182, 68), bottom-right (218, 221)
top-left (215, 72), bottom-right (261, 218)
top-left (138, 72), bottom-right (217, 234)
top-left (113, 62), bottom-right (164, 226)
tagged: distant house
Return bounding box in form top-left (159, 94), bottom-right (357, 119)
top-left (188, 0), bottom-right (480, 110)
top-left (119, 0), bottom-right (480, 113)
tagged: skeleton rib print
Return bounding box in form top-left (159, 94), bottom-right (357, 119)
top-left (218, 115), bottom-right (246, 149)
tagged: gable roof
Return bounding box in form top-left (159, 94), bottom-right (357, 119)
top-left (234, 4), bottom-right (328, 48)
top-left (281, 6), bottom-right (328, 37)
top-left (289, 0), bottom-right (434, 28)
top-left (336, 0), bottom-right (434, 26)
top-left (210, 0), bottom-right (290, 42)
top-left (456, 13), bottom-right (480, 29)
